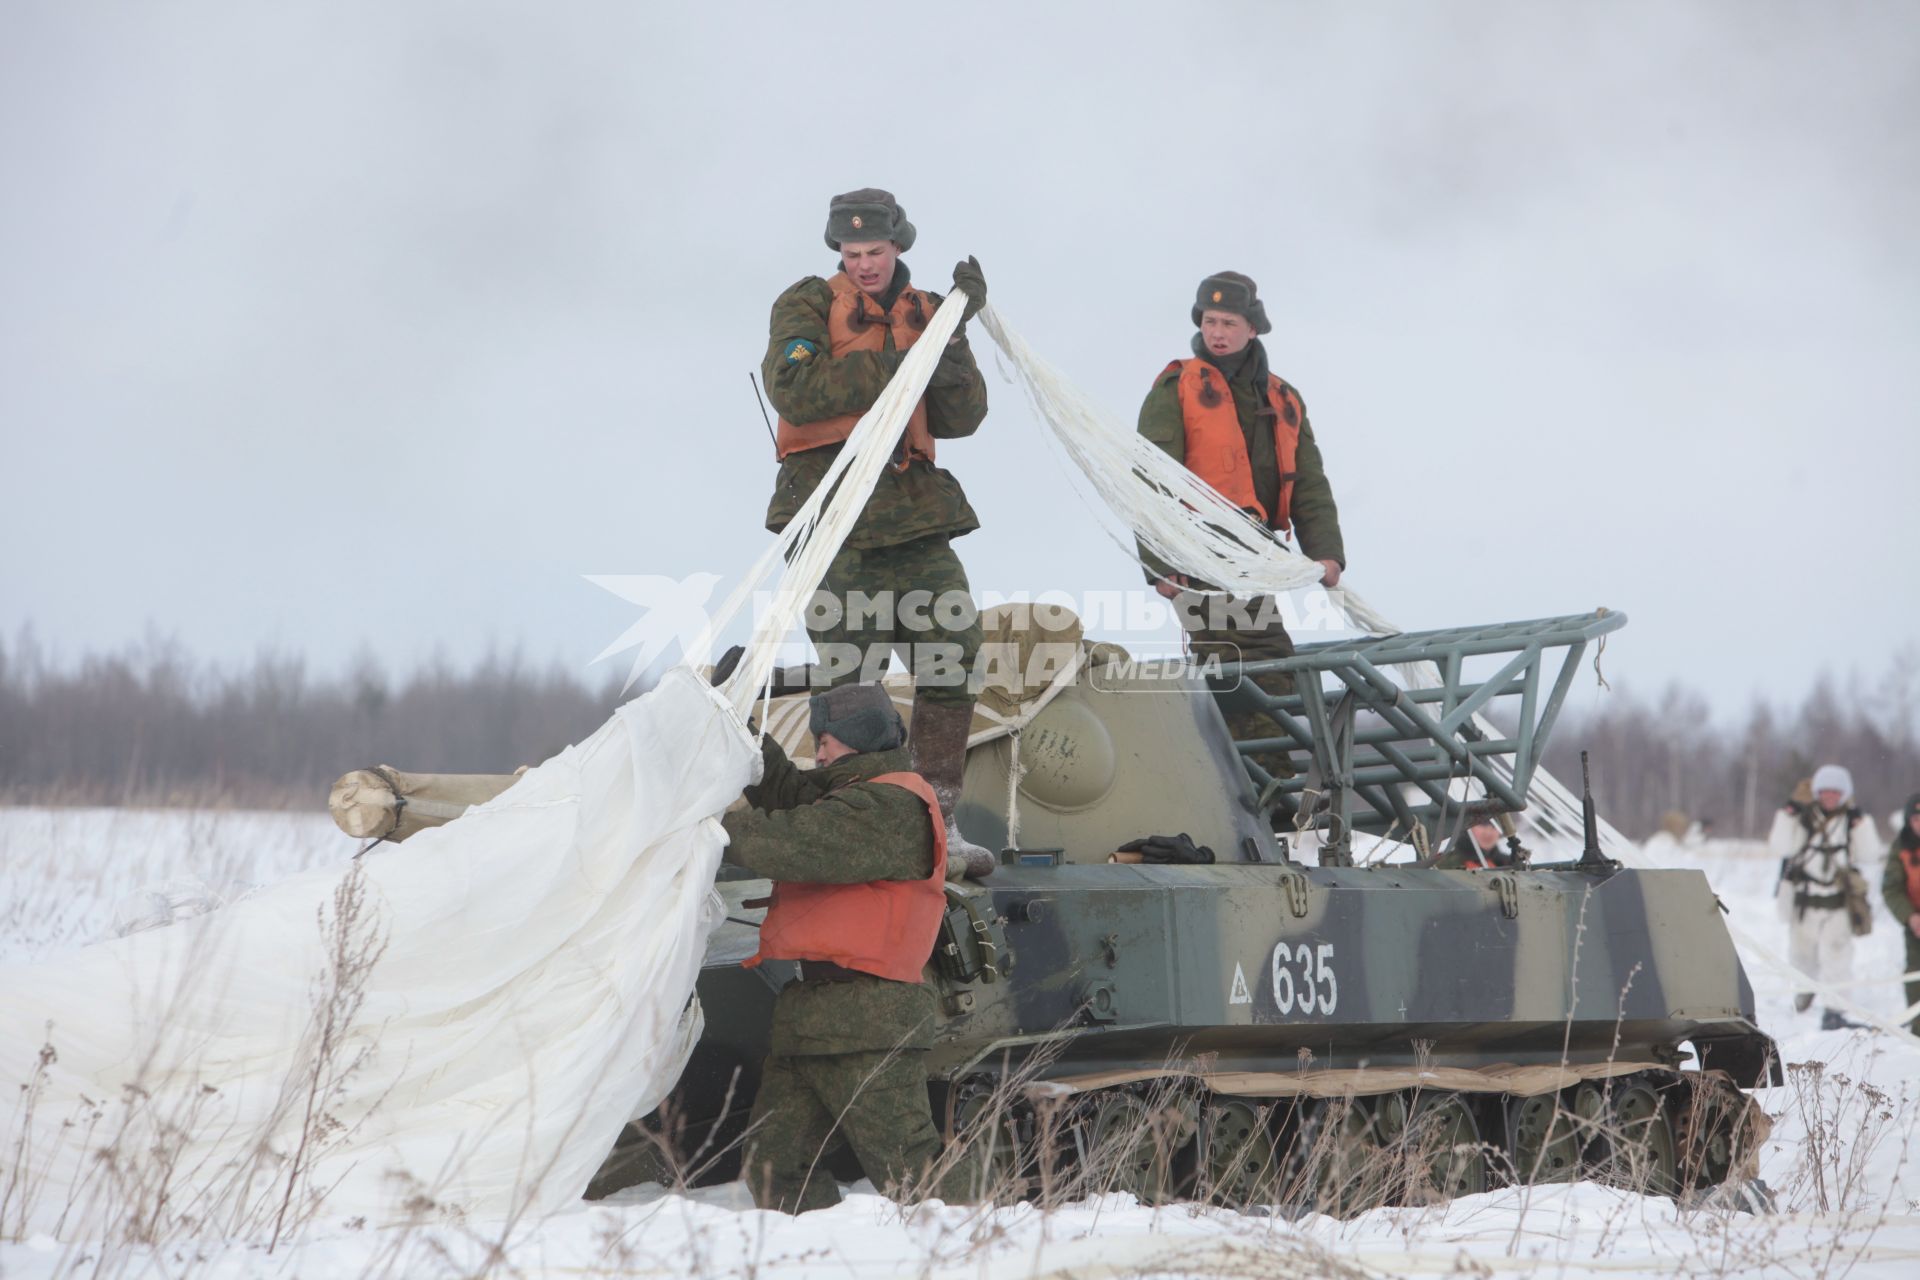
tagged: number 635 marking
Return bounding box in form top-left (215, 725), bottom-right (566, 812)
top-left (1270, 941), bottom-right (1338, 1016)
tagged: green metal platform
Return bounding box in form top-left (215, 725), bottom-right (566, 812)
top-left (1213, 608), bottom-right (1625, 865)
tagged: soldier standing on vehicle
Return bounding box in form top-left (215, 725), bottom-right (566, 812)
top-left (1771, 763), bottom-right (1886, 1030)
top-left (760, 188), bottom-right (994, 876)
top-left (721, 683), bottom-right (980, 1212)
top-left (1881, 792), bottom-right (1920, 1035)
top-left (1136, 271), bottom-right (1345, 783)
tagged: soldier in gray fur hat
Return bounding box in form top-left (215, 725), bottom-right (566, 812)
top-left (759, 188), bottom-right (997, 880)
top-left (719, 683), bottom-right (983, 1211)
top-left (1135, 270), bottom-right (1348, 792)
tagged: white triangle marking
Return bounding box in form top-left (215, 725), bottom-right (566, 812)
top-left (1229, 962), bottom-right (1252, 1005)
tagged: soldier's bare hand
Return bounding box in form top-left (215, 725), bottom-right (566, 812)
top-left (1317, 559), bottom-right (1343, 588)
top-left (1154, 574), bottom-right (1188, 599)
top-left (1909, 912), bottom-right (1920, 939)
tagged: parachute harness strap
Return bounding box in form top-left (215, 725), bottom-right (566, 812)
top-left (1004, 727), bottom-right (1025, 850)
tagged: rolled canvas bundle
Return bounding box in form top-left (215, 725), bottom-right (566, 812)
top-left (328, 766), bottom-right (522, 842)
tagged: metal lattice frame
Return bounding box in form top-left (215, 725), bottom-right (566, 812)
top-left (1217, 609), bottom-right (1626, 865)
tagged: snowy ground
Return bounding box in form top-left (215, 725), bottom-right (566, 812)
top-left (3, 808), bottom-right (1918, 1279)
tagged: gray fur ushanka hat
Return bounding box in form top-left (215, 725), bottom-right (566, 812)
top-left (1192, 270), bottom-right (1271, 334)
top-left (808, 683), bottom-right (907, 754)
top-left (824, 188), bottom-right (916, 252)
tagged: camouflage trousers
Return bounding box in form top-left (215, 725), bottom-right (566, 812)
top-left (807, 535), bottom-right (982, 709)
top-left (1175, 591), bottom-right (1296, 783)
top-left (742, 1048), bottom-right (982, 1213)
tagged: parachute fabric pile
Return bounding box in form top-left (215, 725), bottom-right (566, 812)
top-left (0, 295), bottom-right (971, 1240)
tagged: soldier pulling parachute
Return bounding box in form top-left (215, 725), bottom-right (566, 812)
top-left (2, 200), bottom-right (1781, 1234)
top-left (316, 193), bottom-right (1782, 1212)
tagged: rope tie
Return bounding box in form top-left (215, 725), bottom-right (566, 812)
top-left (1004, 727), bottom-right (1025, 849)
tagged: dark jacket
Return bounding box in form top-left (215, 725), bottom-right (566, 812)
top-left (1882, 793), bottom-right (1920, 921)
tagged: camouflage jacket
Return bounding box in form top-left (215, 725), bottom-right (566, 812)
top-left (760, 265), bottom-right (988, 551)
top-left (1136, 337), bottom-right (1345, 581)
top-left (721, 737), bottom-right (939, 1055)
top-left (1883, 835), bottom-right (1919, 921)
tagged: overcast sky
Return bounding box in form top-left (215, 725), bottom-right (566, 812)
top-left (2, 1), bottom-right (1915, 720)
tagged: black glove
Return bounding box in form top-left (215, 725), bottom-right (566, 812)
top-left (1117, 833), bottom-right (1215, 865)
top-left (709, 645), bottom-right (744, 687)
top-left (950, 256), bottom-right (986, 321)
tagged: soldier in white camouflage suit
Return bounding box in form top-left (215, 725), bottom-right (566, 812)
top-left (1771, 763), bottom-right (1885, 1029)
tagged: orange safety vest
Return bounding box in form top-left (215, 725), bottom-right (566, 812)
top-left (1901, 844), bottom-right (1920, 912)
top-left (1167, 358), bottom-right (1303, 531)
top-left (746, 771), bottom-right (949, 984)
top-left (775, 272), bottom-right (937, 467)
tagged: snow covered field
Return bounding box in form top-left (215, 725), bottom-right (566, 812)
top-left (3, 808), bottom-right (1917, 1279)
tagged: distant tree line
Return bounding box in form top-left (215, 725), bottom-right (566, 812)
top-left (0, 630), bottom-right (624, 807)
top-left (1540, 651), bottom-right (1920, 838)
top-left (3, 630), bottom-right (1917, 835)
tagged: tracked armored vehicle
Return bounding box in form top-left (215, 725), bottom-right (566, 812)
top-left (331, 607), bottom-right (1777, 1208)
top-left (587, 608), bottom-right (1778, 1209)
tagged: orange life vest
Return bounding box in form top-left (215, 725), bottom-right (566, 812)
top-left (1900, 844), bottom-right (1920, 912)
top-left (746, 771), bottom-right (948, 984)
top-left (1167, 358), bottom-right (1303, 530)
top-left (775, 272), bottom-right (937, 467)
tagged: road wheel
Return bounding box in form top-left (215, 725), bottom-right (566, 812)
top-left (1505, 1091), bottom-right (1580, 1184)
top-left (949, 1081), bottom-right (1026, 1201)
top-left (1676, 1077), bottom-right (1754, 1190)
top-left (1084, 1091), bottom-right (1185, 1204)
top-left (1199, 1098), bottom-right (1278, 1206)
top-left (1595, 1081), bottom-right (1679, 1196)
top-left (1405, 1094), bottom-right (1488, 1201)
top-left (1284, 1094), bottom-right (1402, 1216)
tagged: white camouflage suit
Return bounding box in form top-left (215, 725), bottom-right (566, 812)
top-left (1770, 789), bottom-right (1886, 1008)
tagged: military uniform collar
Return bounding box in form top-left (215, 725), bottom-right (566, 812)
top-left (846, 261), bottom-right (913, 312)
top-left (1190, 333), bottom-right (1269, 385)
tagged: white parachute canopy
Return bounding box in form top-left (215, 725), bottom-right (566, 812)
top-left (0, 292), bottom-right (972, 1240)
